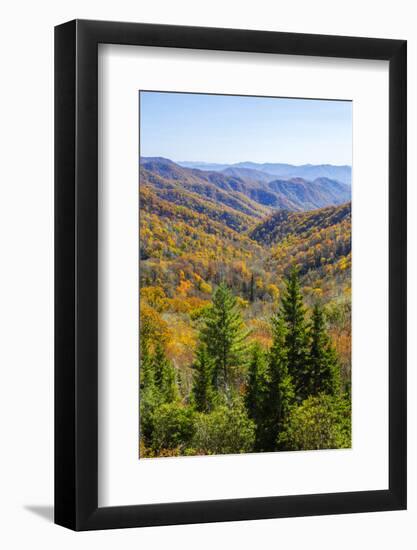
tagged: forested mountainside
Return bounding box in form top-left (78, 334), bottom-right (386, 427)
top-left (141, 157), bottom-right (350, 211)
top-left (250, 202), bottom-right (351, 245)
top-left (139, 157), bottom-right (352, 458)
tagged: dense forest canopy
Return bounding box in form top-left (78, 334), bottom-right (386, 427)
top-left (139, 158), bottom-right (351, 458)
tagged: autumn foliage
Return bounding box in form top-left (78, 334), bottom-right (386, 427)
top-left (139, 159), bottom-right (352, 457)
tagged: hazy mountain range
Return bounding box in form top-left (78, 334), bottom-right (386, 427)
top-left (178, 161), bottom-right (352, 186)
top-left (140, 157), bottom-right (351, 214)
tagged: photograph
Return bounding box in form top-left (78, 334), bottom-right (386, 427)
top-left (139, 91), bottom-right (352, 458)
top-left (0, 3), bottom-right (409, 542)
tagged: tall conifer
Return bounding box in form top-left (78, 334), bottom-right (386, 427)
top-left (160, 361), bottom-right (179, 403)
top-left (140, 338), bottom-right (154, 390)
top-left (263, 314), bottom-right (294, 451)
top-left (192, 345), bottom-right (214, 413)
top-left (152, 341), bottom-right (168, 389)
top-left (200, 283), bottom-right (248, 392)
top-left (245, 343), bottom-right (268, 450)
top-left (281, 268), bottom-right (309, 401)
top-left (308, 303), bottom-right (340, 396)
top-left (151, 341), bottom-right (178, 403)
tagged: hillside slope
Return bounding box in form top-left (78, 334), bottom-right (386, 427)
top-left (140, 166), bottom-right (352, 381)
top-left (250, 202), bottom-right (351, 245)
top-left (141, 157), bottom-right (351, 213)
top-left (253, 202), bottom-right (352, 282)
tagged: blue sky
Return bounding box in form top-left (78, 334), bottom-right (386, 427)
top-left (140, 91), bottom-right (352, 166)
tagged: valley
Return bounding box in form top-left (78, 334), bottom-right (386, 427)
top-left (139, 157), bottom-right (352, 457)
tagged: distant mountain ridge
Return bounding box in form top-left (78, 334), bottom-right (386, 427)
top-left (141, 157), bottom-right (351, 214)
top-left (178, 160), bottom-right (352, 186)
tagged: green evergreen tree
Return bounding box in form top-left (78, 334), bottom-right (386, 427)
top-left (308, 303), bottom-right (340, 396)
top-left (244, 343), bottom-right (269, 450)
top-left (140, 383), bottom-right (160, 449)
top-left (139, 338), bottom-right (160, 449)
top-left (262, 314), bottom-right (294, 451)
top-left (160, 361), bottom-right (179, 403)
top-left (152, 341), bottom-right (168, 389)
top-left (191, 345), bottom-right (214, 413)
top-left (281, 267), bottom-right (309, 401)
top-left (200, 283), bottom-right (248, 392)
top-left (139, 337), bottom-right (154, 390)
top-left (245, 343), bottom-right (265, 417)
top-left (140, 337), bottom-right (180, 450)
top-left (149, 341), bottom-right (179, 403)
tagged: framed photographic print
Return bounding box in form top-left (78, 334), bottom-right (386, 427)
top-left (55, 20), bottom-right (406, 530)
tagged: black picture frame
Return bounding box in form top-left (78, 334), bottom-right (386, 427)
top-left (55, 19), bottom-right (407, 531)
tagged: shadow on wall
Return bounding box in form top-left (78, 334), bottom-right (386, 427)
top-left (24, 505), bottom-right (54, 523)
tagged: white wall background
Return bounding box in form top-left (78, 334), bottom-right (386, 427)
top-left (0, 0), bottom-right (414, 547)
